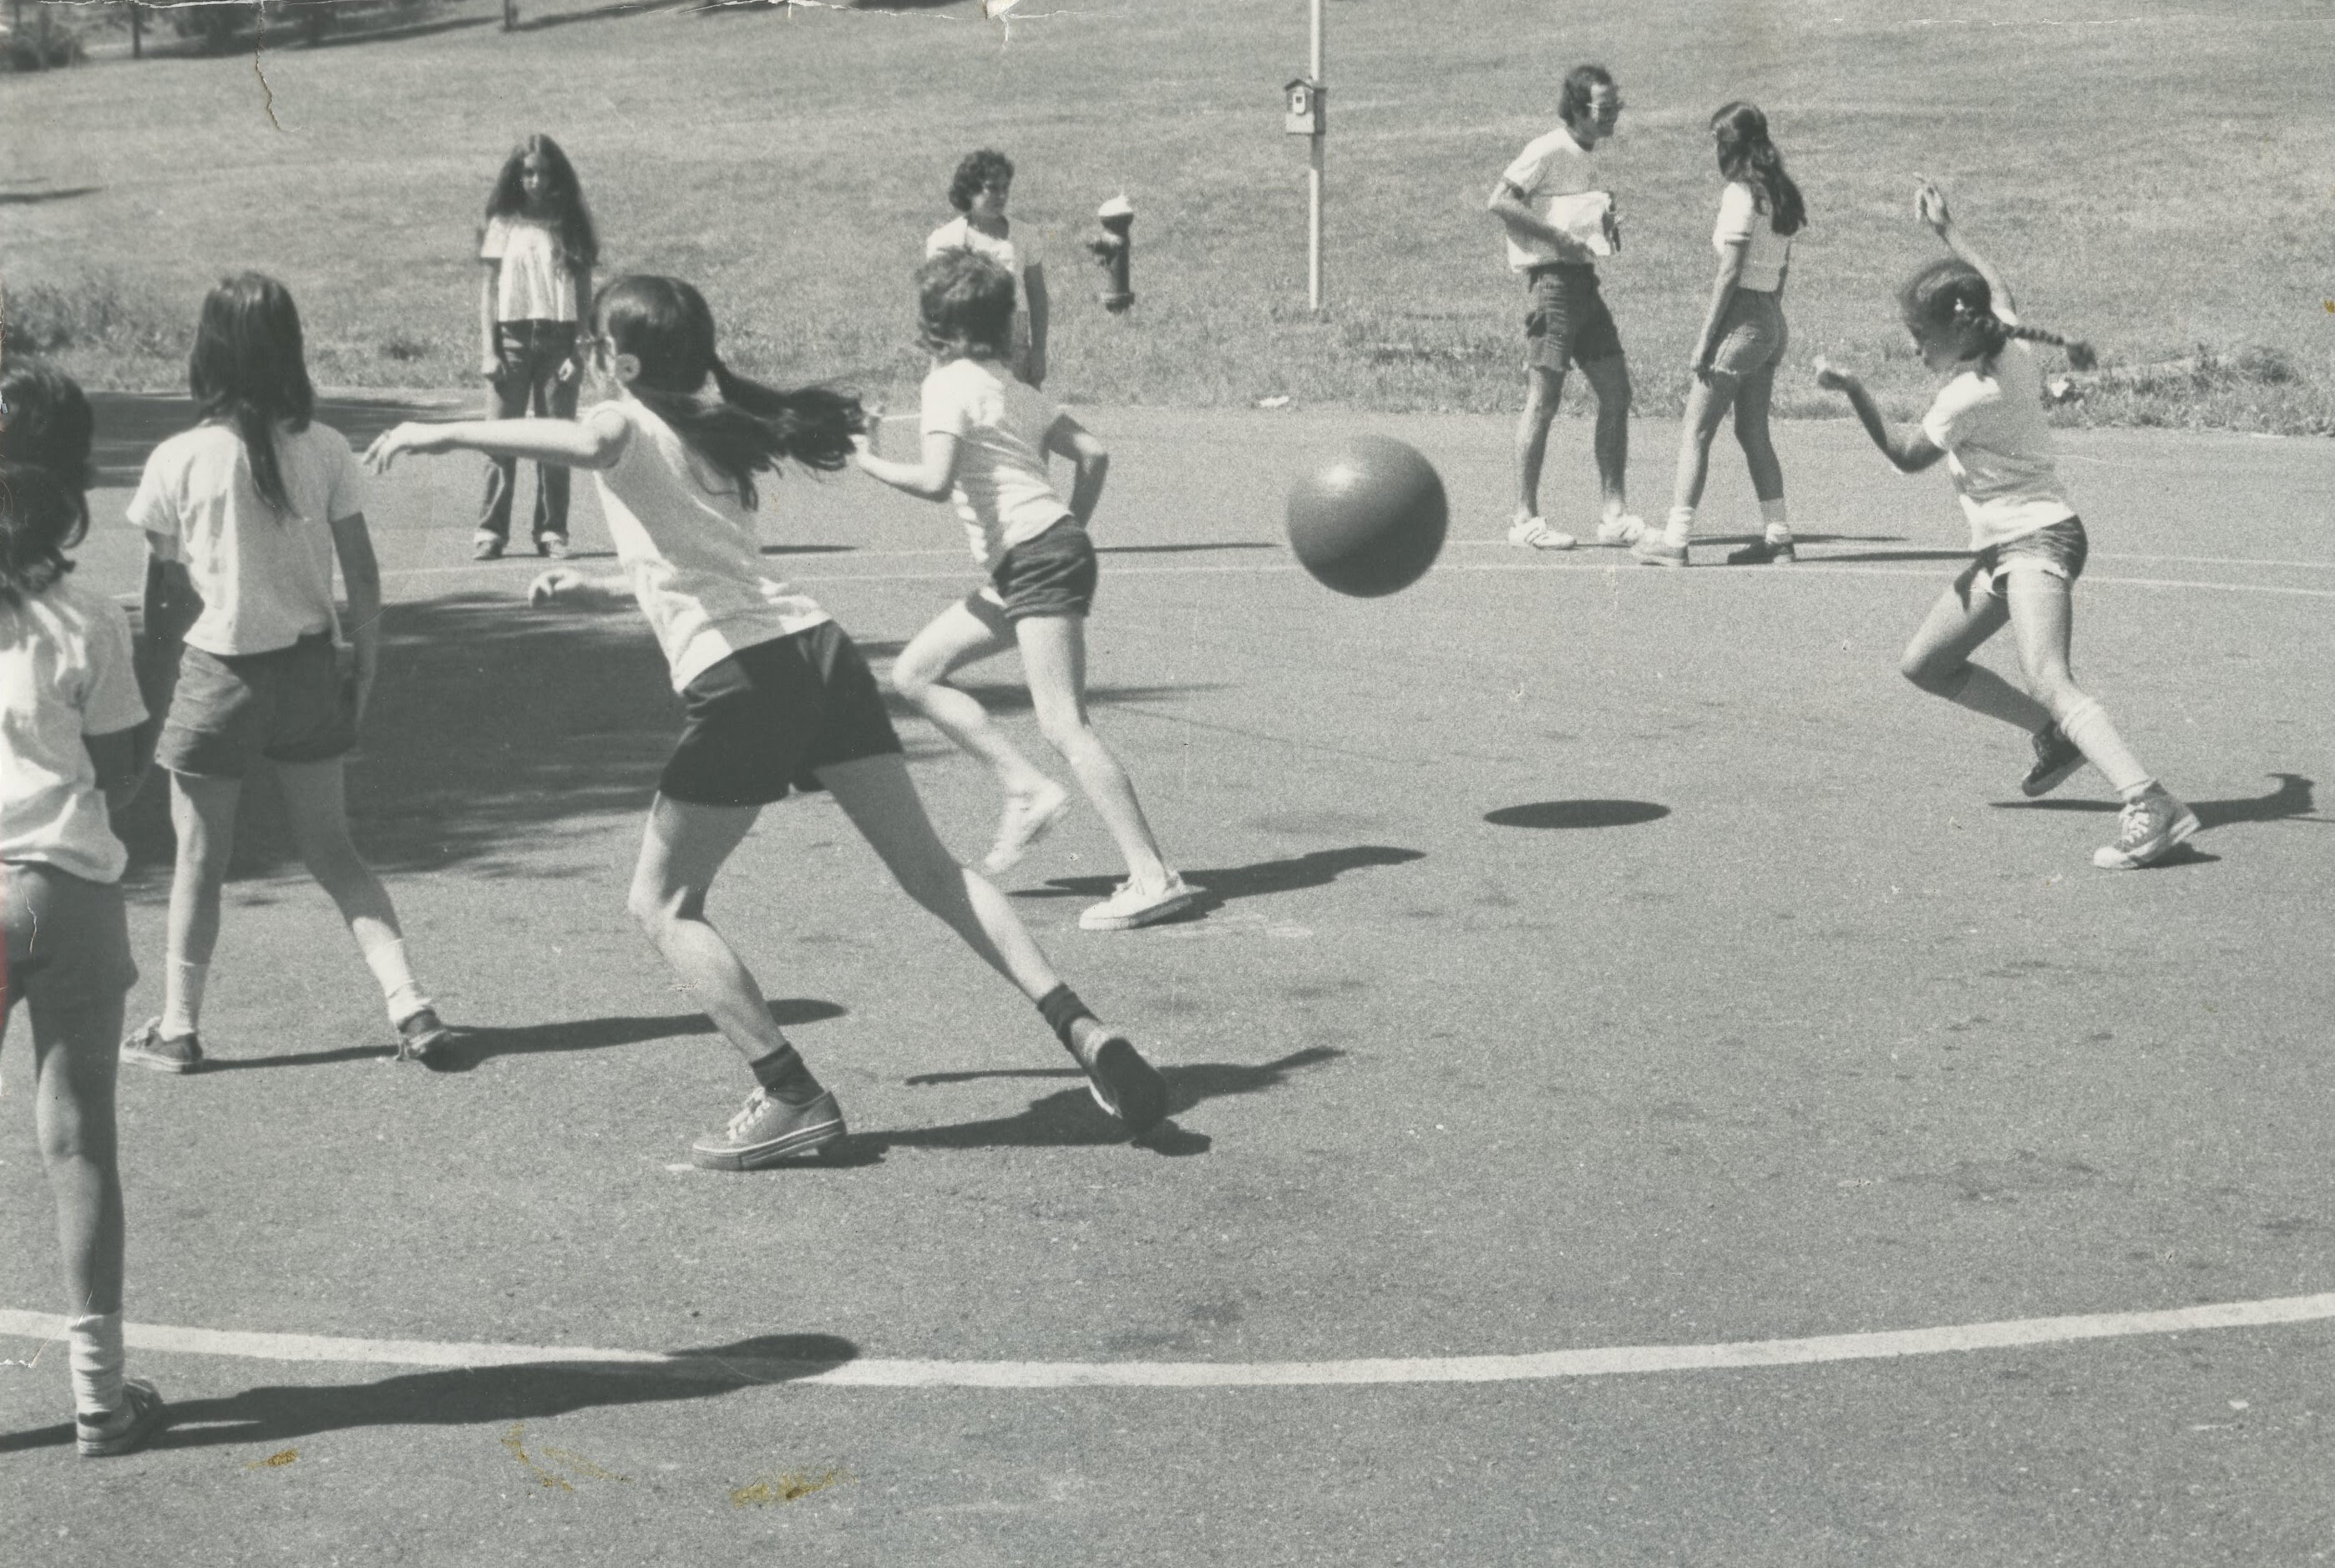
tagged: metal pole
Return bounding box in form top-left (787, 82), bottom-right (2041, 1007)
top-left (1306, 0), bottom-right (1325, 312)
top-left (130, 0), bottom-right (142, 58)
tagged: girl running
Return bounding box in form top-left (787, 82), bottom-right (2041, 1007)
top-left (1, 362), bottom-right (168, 1454)
top-left (1635, 101), bottom-right (1806, 568)
top-left (474, 133), bottom-right (598, 561)
top-left (925, 148), bottom-right (1048, 387)
top-left (1816, 184), bottom-right (2196, 870)
top-left (363, 275), bottom-right (1170, 1168)
top-left (124, 274), bottom-right (455, 1071)
top-left (854, 250), bottom-right (1195, 932)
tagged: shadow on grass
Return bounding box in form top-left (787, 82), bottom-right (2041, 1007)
top-left (1009, 845), bottom-right (1424, 917)
top-left (0, 1333), bottom-right (861, 1454)
top-left (110, 594), bottom-right (1215, 888)
top-left (1485, 800), bottom-right (1668, 830)
top-left (828, 1044), bottom-right (1346, 1161)
top-left (89, 392), bottom-right (464, 488)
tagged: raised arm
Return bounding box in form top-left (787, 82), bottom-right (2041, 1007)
top-left (1042, 412), bottom-right (1108, 527)
top-left (1917, 180), bottom-right (2018, 324)
top-left (1814, 358), bottom-right (1946, 474)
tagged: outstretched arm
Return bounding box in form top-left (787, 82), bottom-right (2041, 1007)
top-left (1815, 358), bottom-right (1946, 474)
top-left (1043, 412), bottom-right (1109, 527)
top-left (1916, 180), bottom-right (2018, 325)
top-left (365, 405), bottom-right (630, 474)
top-left (527, 568), bottom-right (631, 611)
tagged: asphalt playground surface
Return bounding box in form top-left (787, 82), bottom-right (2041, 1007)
top-left (3, 398), bottom-right (2332, 1565)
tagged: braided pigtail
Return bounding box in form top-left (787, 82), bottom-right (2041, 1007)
top-left (1905, 259), bottom-right (2094, 374)
top-left (2003, 320), bottom-right (2097, 372)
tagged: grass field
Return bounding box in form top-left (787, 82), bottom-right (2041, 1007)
top-left (4, 0), bottom-right (2334, 430)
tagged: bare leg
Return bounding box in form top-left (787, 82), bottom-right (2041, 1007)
top-left (1732, 358), bottom-right (1785, 504)
top-left (2003, 568), bottom-right (2155, 797)
top-left (163, 771), bottom-right (241, 1031)
top-left (1669, 371), bottom-right (1740, 518)
top-left (276, 759), bottom-right (424, 1019)
top-left (1512, 366), bottom-right (1565, 523)
top-left (813, 752), bottom-right (1061, 1001)
top-left (1899, 568), bottom-right (2052, 731)
top-left (1579, 353), bottom-right (1633, 521)
top-left (890, 594), bottom-right (1056, 798)
top-left (33, 987), bottom-right (128, 1321)
top-left (626, 795), bottom-right (787, 1063)
top-left (1015, 615), bottom-right (1172, 889)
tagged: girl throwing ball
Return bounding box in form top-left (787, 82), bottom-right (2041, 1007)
top-left (366, 276), bottom-right (1170, 1168)
top-left (1816, 184), bottom-right (2196, 870)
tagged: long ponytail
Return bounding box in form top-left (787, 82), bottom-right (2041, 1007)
top-left (1710, 101), bottom-right (1807, 237)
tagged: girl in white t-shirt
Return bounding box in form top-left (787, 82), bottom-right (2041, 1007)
top-left (924, 148), bottom-right (1048, 387)
top-left (1816, 185), bottom-right (2196, 871)
top-left (366, 275), bottom-right (1171, 1168)
top-left (0, 362), bottom-right (167, 1455)
top-left (125, 274), bottom-right (453, 1072)
top-left (856, 250), bottom-right (1196, 933)
top-left (1638, 102), bottom-right (1807, 568)
top-left (475, 134), bottom-right (599, 561)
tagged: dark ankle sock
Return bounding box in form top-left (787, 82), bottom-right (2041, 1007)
top-left (749, 1043), bottom-right (824, 1107)
top-left (1036, 984), bottom-right (1096, 1053)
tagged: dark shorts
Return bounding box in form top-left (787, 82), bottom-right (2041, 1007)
top-left (659, 621), bottom-right (904, 807)
top-left (1523, 263), bottom-right (1624, 373)
top-left (987, 518), bottom-right (1098, 622)
top-left (158, 631), bottom-right (357, 779)
top-left (1709, 288), bottom-right (1787, 377)
top-left (3, 861), bottom-right (136, 1026)
top-left (1968, 516), bottom-right (2089, 599)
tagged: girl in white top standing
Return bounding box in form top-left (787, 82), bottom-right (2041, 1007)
top-left (366, 275), bottom-right (1171, 1168)
top-left (474, 133), bottom-right (598, 561)
top-left (1636, 102), bottom-right (1806, 568)
top-left (924, 149), bottom-right (1048, 387)
top-left (1816, 185), bottom-right (2196, 870)
top-left (856, 250), bottom-right (1196, 933)
top-left (1, 362), bottom-right (168, 1455)
top-left (124, 274), bottom-right (454, 1071)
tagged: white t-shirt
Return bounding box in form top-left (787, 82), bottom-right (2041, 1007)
top-left (127, 421), bottom-right (359, 657)
top-left (925, 216), bottom-right (1037, 359)
top-left (1919, 341), bottom-right (2078, 550)
top-left (1714, 180), bottom-right (1791, 293)
top-left (588, 399), bottom-right (832, 692)
top-left (481, 215), bottom-right (580, 324)
top-left (919, 357), bottom-right (1074, 570)
top-left (1499, 125), bottom-right (1603, 273)
top-left (0, 575), bottom-right (147, 884)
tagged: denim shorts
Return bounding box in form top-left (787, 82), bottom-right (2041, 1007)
top-left (1523, 264), bottom-right (1624, 373)
top-left (3, 861), bottom-right (136, 1024)
top-left (986, 518), bottom-right (1098, 622)
top-left (157, 631), bottom-right (357, 779)
top-left (660, 622), bottom-right (904, 807)
top-left (1709, 288), bottom-right (1787, 377)
top-left (1969, 516), bottom-right (2089, 599)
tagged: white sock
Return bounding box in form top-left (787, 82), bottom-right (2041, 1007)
top-left (2059, 698), bottom-right (2155, 798)
top-left (68, 1313), bottom-right (125, 1419)
top-left (160, 961), bottom-right (207, 1039)
top-left (1664, 505), bottom-right (1694, 547)
top-left (360, 936), bottom-right (428, 1025)
top-left (1760, 497), bottom-right (1791, 542)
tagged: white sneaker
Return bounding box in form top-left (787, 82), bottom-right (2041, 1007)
top-left (2091, 790), bottom-right (2201, 870)
top-left (981, 783), bottom-right (1071, 874)
top-left (1507, 517), bottom-right (1578, 551)
top-left (1595, 513), bottom-right (1646, 546)
top-left (1080, 873), bottom-right (1199, 932)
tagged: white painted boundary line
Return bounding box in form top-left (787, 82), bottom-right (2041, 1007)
top-left (4, 1293), bottom-right (2331, 1388)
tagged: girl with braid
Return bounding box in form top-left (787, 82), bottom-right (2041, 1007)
top-left (1816, 183), bottom-right (2196, 870)
top-left (1634, 101), bottom-right (1806, 568)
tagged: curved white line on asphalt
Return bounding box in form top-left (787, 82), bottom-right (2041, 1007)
top-left (4, 1293), bottom-right (2331, 1388)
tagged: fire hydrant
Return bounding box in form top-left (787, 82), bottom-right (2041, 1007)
top-left (1086, 194), bottom-right (1135, 315)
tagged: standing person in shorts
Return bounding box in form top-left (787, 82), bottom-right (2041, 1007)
top-left (1487, 63), bottom-right (1642, 552)
top-left (365, 274), bottom-right (1172, 1166)
top-left (854, 250), bottom-right (1196, 933)
top-left (0, 362), bottom-right (170, 1455)
top-left (1633, 101), bottom-right (1808, 567)
top-left (124, 274), bottom-right (455, 1071)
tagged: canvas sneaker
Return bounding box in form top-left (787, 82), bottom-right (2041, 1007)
top-left (690, 1087), bottom-right (846, 1171)
top-left (981, 783), bottom-right (1071, 874)
top-left (78, 1378), bottom-right (168, 1459)
top-left (1080, 873), bottom-right (1198, 932)
top-left (1066, 1024), bottom-right (1168, 1134)
top-left (472, 532), bottom-right (505, 561)
top-left (2020, 721), bottom-right (2086, 798)
top-left (121, 1019), bottom-right (202, 1075)
top-left (1725, 535), bottom-right (1797, 565)
top-left (1631, 534), bottom-right (1688, 568)
top-left (1507, 517), bottom-right (1578, 552)
top-left (1594, 513), bottom-right (1647, 546)
top-left (394, 1005), bottom-right (454, 1065)
top-left (2091, 790), bottom-right (2201, 871)
top-left (537, 533), bottom-right (571, 560)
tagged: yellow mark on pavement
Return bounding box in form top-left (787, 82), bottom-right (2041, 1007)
top-left (732, 1465), bottom-right (851, 1507)
top-left (499, 1424), bottom-right (628, 1490)
top-left (244, 1448), bottom-right (298, 1470)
